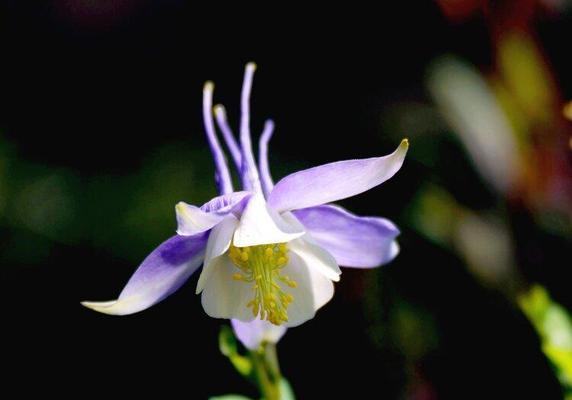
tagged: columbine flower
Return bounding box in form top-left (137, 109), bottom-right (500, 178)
top-left (82, 63), bottom-right (408, 327)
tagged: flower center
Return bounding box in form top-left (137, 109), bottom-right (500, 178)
top-left (228, 242), bottom-right (297, 325)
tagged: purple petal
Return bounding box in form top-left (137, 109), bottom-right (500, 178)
top-left (214, 104), bottom-right (242, 171)
top-left (200, 191), bottom-right (251, 213)
top-left (239, 63), bottom-right (263, 193)
top-left (294, 205), bottom-right (400, 268)
top-left (231, 318), bottom-right (287, 350)
top-left (176, 191), bottom-right (251, 236)
top-left (258, 119), bottom-right (275, 197)
top-left (268, 139), bottom-right (408, 212)
top-left (203, 82), bottom-right (233, 195)
top-left (81, 233), bottom-right (208, 315)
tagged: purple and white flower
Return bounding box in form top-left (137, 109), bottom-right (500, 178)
top-left (82, 63), bottom-right (408, 329)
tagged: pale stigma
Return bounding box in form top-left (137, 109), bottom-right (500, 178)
top-left (229, 242), bottom-right (296, 325)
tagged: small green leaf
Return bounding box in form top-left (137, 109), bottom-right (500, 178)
top-left (519, 285), bottom-right (572, 389)
top-left (279, 378), bottom-right (296, 400)
top-left (209, 395), bottom-right (253, 400)
top-left (219, 325), bottom-right (239, 357)
top-left (219, 325), bottom-right (253, 377)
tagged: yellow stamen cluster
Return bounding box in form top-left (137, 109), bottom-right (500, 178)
top-left (228, 242), bottom-right (296, 325)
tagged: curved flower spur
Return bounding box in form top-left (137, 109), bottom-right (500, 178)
top-left (82, 63), bottom-right (408, 328)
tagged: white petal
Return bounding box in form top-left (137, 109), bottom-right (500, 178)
top-left (282, 251), bottom-right (335, 327)
top-left (289, 237), bottom-right (341, 282)
top-left (233, 193), bottom-right (304, 247)
top-left (279, 210), bottom-right (306, 231)
top-left (196, 215), bottom-right (239, 294)
top-left (200, 256), bottom-right (256, 322)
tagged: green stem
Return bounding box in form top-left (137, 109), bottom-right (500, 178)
top-left (250, 343), bottom-right (282, 400)
top-left (265, 343), bottom-right (281, 379)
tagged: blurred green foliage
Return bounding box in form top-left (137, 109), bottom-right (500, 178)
top-left (0, 138), bottom-right (216, 266)
top-left (520, 285), bottom-right (572, 396)
top-left (219, 325), bottom-right (253, 378)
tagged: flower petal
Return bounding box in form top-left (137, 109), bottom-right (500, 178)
top-left (268, 139), bottom-right (409, 212)
top-left (231, 318), bottom-right (287, 350)
top-left (233, 193), bottom-right (304, 247)
top-left (200, 256), bottom-right (257, 322)
top-left (214, 104), bottom-right (242, 171)
top-left (196, 215), bottom-right (239, 294)
top-left (176, 191), bottom-right (251, 236)
top-left (202, 82), bottom-right (234, 195)
top-left (81, 233), bottom-right (208, 315)
top-left (294, 204), bottom-right (400, 268)
top-left (289, 237), bottom-right (341, 281)
top-left (258, 119), bottom-right (275, 197)
top-left (238, 63), bottom-right (263, 193)
top-left (281, 251), bottom-right (335, 327)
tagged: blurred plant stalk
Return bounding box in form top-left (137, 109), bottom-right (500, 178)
top-left (217, 326), bottom-right (294, 400)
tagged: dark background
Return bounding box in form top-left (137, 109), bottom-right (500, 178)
top-left (1, 1), bottom-right (570, 399)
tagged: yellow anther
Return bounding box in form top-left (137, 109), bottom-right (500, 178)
top-left (228, 241), bottom-right (296, 325)
top-left (279, 275), bottom-right (298, 288)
